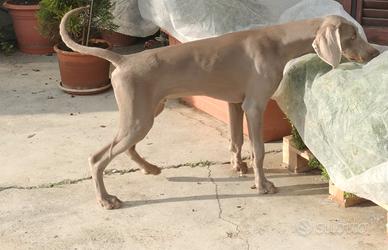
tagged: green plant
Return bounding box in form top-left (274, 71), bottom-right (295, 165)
top-left (290, 124), bottom-right (307, 150)
top-left (307, 157), bottom-right (320, 170)
top-left (37, 0), bottom-right (117, 45)
top-left (343, 192), bottom-right (356, 199)
top-left (308, 156), bottom-right (330, 181)
top-left (0, 2), bottom-right (16, 54)
top-left (288, 120), bottom-right (329, 181)
top-left (320, 166), bottom-right (330, 181)
top-left (0, 29), bottom-right (16, 55)
top-left (0, 39), bottom-right (15, 55)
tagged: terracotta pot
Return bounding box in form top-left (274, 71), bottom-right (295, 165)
top-left (261, 100), bottom-right (292, 142)
top-left (182, 97), bottom-right (291, 142)
top-left (54, 39), bottom-right (112, 95)
top-left (168, 34), bottom-right (181, 46)
top-left (3, 1), bottom-right (53, 54)
top-left (101, 30), bottom-right (136, 47)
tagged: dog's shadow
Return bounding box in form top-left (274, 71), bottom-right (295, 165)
top-left (165, 168), bottom-right (322, 182)
top-left (120, 177), bottom-right (328, 209)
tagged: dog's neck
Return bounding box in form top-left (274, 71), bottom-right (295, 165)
top-left (278, 19), bottom-right (322, 65)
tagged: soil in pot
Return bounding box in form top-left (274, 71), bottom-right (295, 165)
top-left (101, 30), bottom-right (137, 47)
top-left (54, 39), bottom-right (112, 95)
top-left (7, 0), bottom-right (40, 4)
top-left (3, 0), bottom-right (54, 54)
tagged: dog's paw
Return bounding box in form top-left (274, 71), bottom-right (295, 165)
top-left (98, 195), bottom-right (122, 210)
top-left (254, 180), bottom-right (278, 194)
top-left (142, 164), bottom-right (162, 175)
top-left (232, 162), bottom-right (248, 175)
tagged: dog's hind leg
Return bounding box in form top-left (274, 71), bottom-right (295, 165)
top-left (126, 145), bottom-right (161, 175)
top-left (228, 103), bottom-right (248, 174)
top-left (89, 99), bottom-right (155, 209)
top-left (125, 99), bottom-right (166, 175)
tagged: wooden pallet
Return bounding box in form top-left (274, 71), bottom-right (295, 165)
top-left (283, 136), bottom-right (369, 208)
top-left (330, 186), bottom-right (388, 236)
top-left (379, 204), bottom-right (388, 237)
top-left (328, 181), bottom-right (367, 208)
top-left (282, 135), bottom-right (313, 173)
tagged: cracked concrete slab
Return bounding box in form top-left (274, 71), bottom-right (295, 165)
top-left (1, 50), bottom-right (387, 249)
top-left (1, 165), bottom-right (386, 249)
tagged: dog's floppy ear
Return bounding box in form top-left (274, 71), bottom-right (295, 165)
top-left (312, 25), bottom-right (342, 68)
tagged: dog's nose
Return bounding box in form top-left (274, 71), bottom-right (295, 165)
top-left (371, 49), bottom-right (380, 59)
top-left (361, 49), bottom-right (380, 62)
top-left (367, 49), bottom-right (380, 61)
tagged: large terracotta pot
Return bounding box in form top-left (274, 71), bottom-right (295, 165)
top-left (101, 30), bottom-right (136, 47)
top-left (54, 39), bottom-right (112, 95)
top-left (3, 1), bottom-right (53, 54)
top-left (182, 97), bottom-right (291, 142)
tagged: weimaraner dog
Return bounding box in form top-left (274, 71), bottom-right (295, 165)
top-left (60, 7), bottom-right (379, 209)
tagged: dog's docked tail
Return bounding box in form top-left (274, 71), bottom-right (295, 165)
top-left (59, 6), bottom-right (123, 68)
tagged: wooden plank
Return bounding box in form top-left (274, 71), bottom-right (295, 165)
top-left (364, 0), bottom-right (388, 9)
top-left (363, 8), bottom-right (388, 18)
top-left (375, 203), bottom-right (388, 237)
top-left (362, 17), bottom-right (388, 26)
top-left (328, 181), bottom-right (367, 208)
top-left (364, 26), bottom-right (388, 44)
top-left (282, 136), bottom-right (313, 173)
top-left (380, 204), bottom-right (388, 210)
top-left (356, 0), bottom-right (364, 23)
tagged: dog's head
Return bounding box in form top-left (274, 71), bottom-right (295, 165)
top-left (312, 15), bottom-right (379, 68)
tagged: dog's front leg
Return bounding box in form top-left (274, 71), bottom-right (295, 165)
top-left (243, 101), bottom-right (277, 194)
top-left (228, 103), bottom-right (248, 174)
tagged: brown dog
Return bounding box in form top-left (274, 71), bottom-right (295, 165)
top-left (60, 7), bottom-right (379, 209)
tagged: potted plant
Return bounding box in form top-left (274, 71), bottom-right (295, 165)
top-left (37, 0), bottom-right (117, 95)
top-left (0, 4), bottom-right (16, 55)
top-left (2, 0), bottom-right (53, 54)
top-left (0, 28), bottom-right (16, 55)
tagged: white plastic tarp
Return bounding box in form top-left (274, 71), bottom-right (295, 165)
top-left (110, 0), bottom-right (159, 37)
top-left (138, 0), bottom-right (366, 42)
top-left (273, 53), bottom-right (388, 205)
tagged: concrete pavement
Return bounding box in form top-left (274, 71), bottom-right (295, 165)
top-left (0, 50), bottom-right (387, 249)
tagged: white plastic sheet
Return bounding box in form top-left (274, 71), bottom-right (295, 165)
top-left (273, 53), bottom-right (388, 205)
top-left (139, 0), bottom-right (366, 42)
top-left (110, 0), bottom-right (159, 37)
top-left (112, 0), bottom-right (366, 41)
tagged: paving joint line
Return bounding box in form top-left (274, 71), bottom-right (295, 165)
top-left (0, 149), bottom-right (278, 193)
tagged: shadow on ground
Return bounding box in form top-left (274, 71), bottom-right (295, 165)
top-left (121, 182), bottom-right (328, 209)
